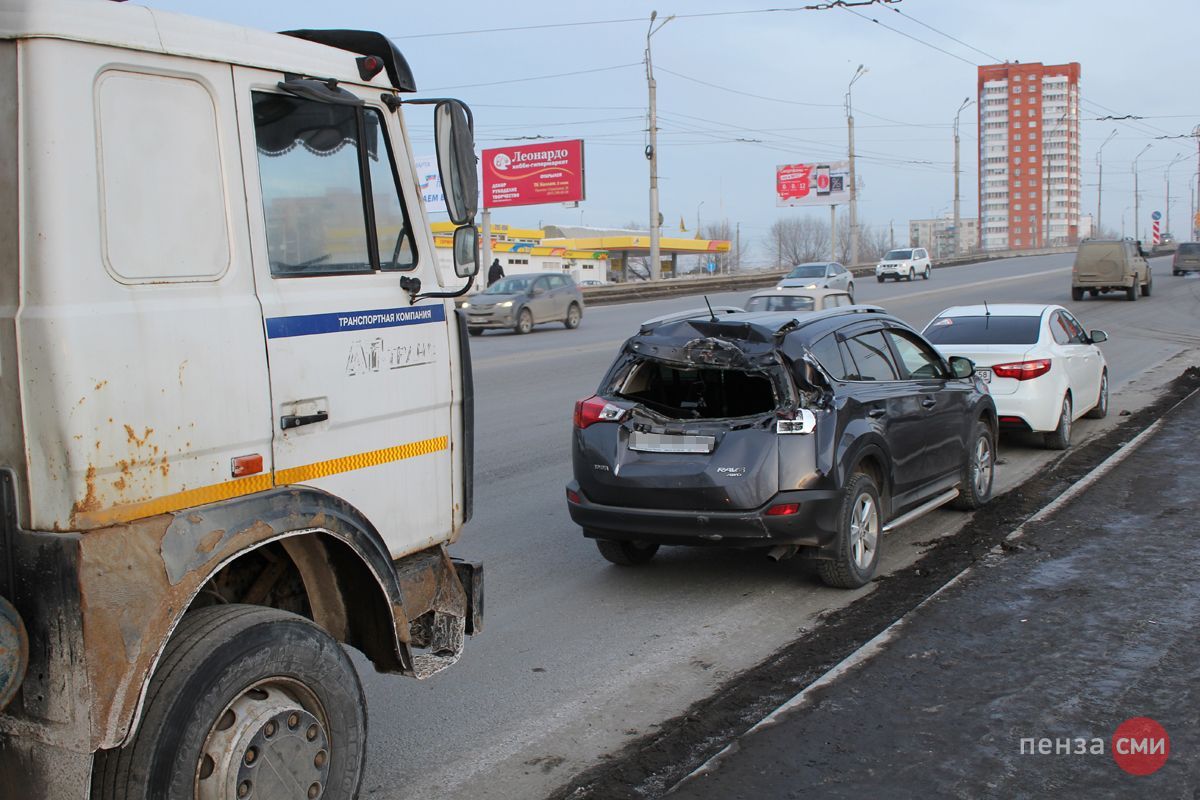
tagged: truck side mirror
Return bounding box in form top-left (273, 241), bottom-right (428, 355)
top-left (434, 100), bottom-right (478, 226)
top-left (452, 225), bottom-right (478, 278)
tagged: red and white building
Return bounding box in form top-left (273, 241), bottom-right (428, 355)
top-left (977, 62), bottom-right (1081, 251)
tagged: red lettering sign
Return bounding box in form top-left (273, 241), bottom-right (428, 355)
top-left (482, 139), bottom-right (586, 209)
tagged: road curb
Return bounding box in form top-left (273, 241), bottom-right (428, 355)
top-left (668, 383), bottom-right (1200, 794)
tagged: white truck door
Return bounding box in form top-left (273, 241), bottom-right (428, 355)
top-left (234, 68), bottom-right (455, 555)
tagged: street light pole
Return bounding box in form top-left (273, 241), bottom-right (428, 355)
top-left (1096, 129), bottom-right (1117, 236)
top-left (846, 64), bottom-right (867, 266)
top-left (645, 11), bottom-right (672, 281)
top-left (953, 96), bottom-right (972, 256)
top-left (1165, 153), bottom-right (1185, 238)
top-left (695, 200), bottom-right (704, 238)
top-left (1133, 144), bottom-right (1152, 242)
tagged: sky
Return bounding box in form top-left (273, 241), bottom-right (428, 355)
top-left (145, 0), bottom-right (1200, 262)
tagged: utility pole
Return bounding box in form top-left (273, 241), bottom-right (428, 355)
top-left (1096, 129), bottom-right (1117, 236)
top-left (1164, 153), bottom-right (1186, 236)
top-left (480, 209), bottom-right (492, 282)
top-left (645, 11), bottom-right (672, 281)
top-left (1133, 144), bottom-right (1152, 242)
top-left (953, 97), bottom-right (972, 256)
top-left (846, 64), bottom-right (867, 265)
top-left (735, 221), bottom-right (741, 273)
top-left (830, 204), bottom-right (837, 262)
top-left (889, 219), bottom-right (895, 249)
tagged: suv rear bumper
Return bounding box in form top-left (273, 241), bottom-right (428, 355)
top-left (566, 480), bottom-right (840, 548)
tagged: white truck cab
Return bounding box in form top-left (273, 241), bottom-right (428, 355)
top-left (0, 2), bottom-right (482, 797)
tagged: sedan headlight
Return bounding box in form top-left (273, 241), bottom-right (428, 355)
top-left (498, 300), bottom-right (514, 308)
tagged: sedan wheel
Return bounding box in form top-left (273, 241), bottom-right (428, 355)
top-left (1085, 371), bottom-right (1109, 419)
top-left (817, 472), bottom-right (881, 589)
top-left (1044, 395), bottom-right (1072, 450)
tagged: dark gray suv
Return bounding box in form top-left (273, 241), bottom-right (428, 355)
top-left (464, 273), bottom-right (584, 335)
top-left (565, 306), bottom-right (997, 588)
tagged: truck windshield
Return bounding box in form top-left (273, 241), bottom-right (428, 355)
top-left (253, 93), bottom-right (416, 276)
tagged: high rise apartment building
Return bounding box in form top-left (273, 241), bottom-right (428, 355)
top-left (977, 62), bottom-right (1081, 251)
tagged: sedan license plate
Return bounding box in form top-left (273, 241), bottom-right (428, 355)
top-left (628, 431), bottom-right (715, 454)
top-left (976, 368), bottom-right (992, 383)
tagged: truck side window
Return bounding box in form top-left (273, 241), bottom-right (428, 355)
top-left (252, 94), bottom-right (416, 276)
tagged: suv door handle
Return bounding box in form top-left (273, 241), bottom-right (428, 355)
top-left (867, 407), bottom-right (886, 418)
top-left (921, 397), bottom-right (937, 409)
top-left (281, 411), bottom-right (328, 430)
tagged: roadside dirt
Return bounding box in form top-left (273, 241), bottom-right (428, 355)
top-left (549, 365), bottom-right (1200, 800)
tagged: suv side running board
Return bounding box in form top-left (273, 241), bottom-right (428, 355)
top-left (882, 488), bottom-right (960, 533)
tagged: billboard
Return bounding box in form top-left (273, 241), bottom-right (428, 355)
top-left (414, 155), bottom-right (446, 215)
top-left (482, 139), bottom-right (585, 209)
top-left (776, 161), bottom-right (850, 207)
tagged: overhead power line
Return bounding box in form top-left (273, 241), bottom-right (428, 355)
top-left (424, 62), bottom-right (640, 91)
top-left (887, 6), bottom-right (1005, 63)
top-left (656, 66), bottom-right (840, 108)
top-left (393, 1), bottom-right (902, 40)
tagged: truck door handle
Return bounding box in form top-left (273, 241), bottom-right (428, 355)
top-left (281, 411), bottom-right (328, 430)
top-left (921, 397), bottom-right (937, 409)
top-left (867, 407), bottom-right (886, 418)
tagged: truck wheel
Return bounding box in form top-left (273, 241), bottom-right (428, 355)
top-left (514, 308), bottom-right (534, 334)
top-left (594, 537), bottom-right (659, 565)
top-left (564, 303), bottom-right (582, 329)
top-left (1043, 395), bottom-right (1072, 450)
top-left (1125, 283), bottom-right (1137, 301)
top-left (1141, 274), bottom-right (1152, 296)
top-left (92, 605), bottom-right (366, 800)
top-left (951, 421), bottom-right (995, 510)
top-left (468, 327), bottom-right (483, 336)
top-left (1071, 287), bottom-right (1084, 301)
top-left (817, 472), bottom-right (881, 589)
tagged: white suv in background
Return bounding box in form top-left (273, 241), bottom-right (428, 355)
top-left (875, 247), bottom-right (931, 282)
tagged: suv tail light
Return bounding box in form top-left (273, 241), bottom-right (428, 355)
top-left (573, 395), bottom-right (628, 429)
top-left (992, 358), bottom-right (1051, 380)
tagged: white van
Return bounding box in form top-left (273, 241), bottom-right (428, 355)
top-left (0, 2), bottom-right (482, 797)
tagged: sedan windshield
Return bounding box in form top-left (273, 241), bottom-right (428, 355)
top-left (787, 264), bottom-right (826, 279)
top-left (924, 315), bottom-right (1042, 345)
top-left (883, 249), bottom-right (913, 260)
top-left (484, 277), bottom-right (532, 294)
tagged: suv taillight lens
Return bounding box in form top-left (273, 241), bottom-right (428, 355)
top-left (992, 359), bottom-right (1051, 380)
top-left (573, 395), bottom-right (628, 429)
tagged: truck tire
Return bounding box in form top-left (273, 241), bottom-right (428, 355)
top-left (1141, 273), bottom-right (1152, 296)
top-left (92, 605), bottom-right (366, 800)
top-left (1071, 287), bottom-right (1084, 301)
top-left (817, 472), bottom-right (881, 589)
top-left (594, 537), bottom-right (659, 565)
top-left (468, 327), bottom-right (483, 336)
top-left (1125, 283), bottom-right (1137, 301)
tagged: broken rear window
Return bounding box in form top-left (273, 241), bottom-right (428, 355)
top-left (615, 360), bottom-right (777, 419)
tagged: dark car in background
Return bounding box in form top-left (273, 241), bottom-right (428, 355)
top-left (1173, 242), bottom-right (1200, 275)
top-left (464, 273), bottom-right (584, 335)
top-left (566, 306), bottom-right (997, 588)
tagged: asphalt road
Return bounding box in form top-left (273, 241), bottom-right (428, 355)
top-left (359, 252), bottom-right (1200, 799)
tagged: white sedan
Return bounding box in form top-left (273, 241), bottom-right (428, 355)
top-left (922, 304), bottom-right (1109, 450)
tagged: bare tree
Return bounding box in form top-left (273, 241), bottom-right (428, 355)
top-left (766, 216), bottom-right (831, 267)
top-left (700, 219), bottom-right (747, 273)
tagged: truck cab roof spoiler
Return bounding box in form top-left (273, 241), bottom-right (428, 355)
top-left (280, 29), bottom-right (416, 92)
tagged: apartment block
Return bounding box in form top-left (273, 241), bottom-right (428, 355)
top-left (909, 215), bottom-right (979, 258)
top-left (978, 62), bottom-right (1081, 251)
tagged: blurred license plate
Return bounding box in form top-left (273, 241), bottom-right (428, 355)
top-left (976, 368), bottom-right (992, 383)
top-left (628, 431), bottom-right (715, 454)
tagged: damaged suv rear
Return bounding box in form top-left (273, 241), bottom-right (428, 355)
top-left (566, 306), bottom-right (997, 588)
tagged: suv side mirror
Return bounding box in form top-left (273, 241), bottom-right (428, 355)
top-left (434, 100), bottom-right (479, 226)
top-left (948, 356), bottom-right (975, 379)
top-left (1089, 330), bottom-right (1108, 344)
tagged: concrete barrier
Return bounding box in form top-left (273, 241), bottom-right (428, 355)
top-left (577, 246), bottom-right (1074, 307)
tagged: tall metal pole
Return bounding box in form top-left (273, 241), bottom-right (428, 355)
top-left (1096, 129), bottom-right (1117, 237)
top-left (830, 204), bottom-right (837, 262)
top-left (846, 65), bottom-right (867, 266)
top-left (953, 97), bottom-right (972, 255)
top-left (1164, 153), bottom-right (1185, 236)
top-left (1133, 144), bottom-right (1152, 242)
top-left (645, 11), bottom-right (672, 281)
top-left (480, 208), bottom-right (492, 282)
